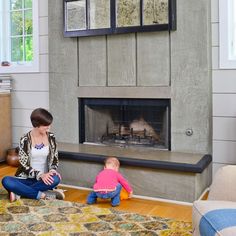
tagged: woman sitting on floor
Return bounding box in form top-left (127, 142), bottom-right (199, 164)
top-left (2, 108), bottom-right (64, 202)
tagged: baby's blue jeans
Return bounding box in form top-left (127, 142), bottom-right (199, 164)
top-left (87, 183), bottom-right (122, 206)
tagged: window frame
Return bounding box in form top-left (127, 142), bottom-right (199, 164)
top-left (219, 0), bottom-right (236, 69)
top-left (0, 0), bottom-right (39, 74)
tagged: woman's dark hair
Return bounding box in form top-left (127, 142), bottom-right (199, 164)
top-left (30, 108), bottom-right (53, 127)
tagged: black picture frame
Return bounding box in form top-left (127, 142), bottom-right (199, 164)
top-left (63, 0), bottom-right (176, 37)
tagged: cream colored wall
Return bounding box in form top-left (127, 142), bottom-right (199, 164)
top-left (212, 0), bottom-right (236, 174)
top-left (10, 0), bottom-right (49, 146)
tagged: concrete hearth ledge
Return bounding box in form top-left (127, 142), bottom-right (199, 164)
top-left (58, 143), bottom-right (212, 202)
top-left (58, 143), bottom-right (212, 173)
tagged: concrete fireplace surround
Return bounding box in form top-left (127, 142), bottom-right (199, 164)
top-left (49, 0), bottom-right (212, 202)
top-left (49, 0), bottom-right (211, 154)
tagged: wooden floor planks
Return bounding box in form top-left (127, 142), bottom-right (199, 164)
top-left (0, 163), bottom-right (192, 222)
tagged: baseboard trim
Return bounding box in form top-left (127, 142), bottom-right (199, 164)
top-left (198, 187), bottom-right (209, 200)
top-left (59, 183), bottom-right (193, 206)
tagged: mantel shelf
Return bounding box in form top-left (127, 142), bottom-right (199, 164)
top-left (77, 86), bottom-right (171, 99)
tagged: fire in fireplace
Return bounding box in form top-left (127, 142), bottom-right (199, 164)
top-left (79, 98), bottom-right (170, 150)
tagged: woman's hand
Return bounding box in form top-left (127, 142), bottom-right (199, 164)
top-left (40, 172), bottom-right (55, 185)
top-left (49, 169), bottom-right (62, 180)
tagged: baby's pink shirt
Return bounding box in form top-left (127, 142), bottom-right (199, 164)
top-left (93, 169), bottom-right (132, 193)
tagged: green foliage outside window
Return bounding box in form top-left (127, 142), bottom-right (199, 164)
top-left (11, 37), bottom-right (23, 61)
top-left (10, 0), bottom-right (33, 62)
top-left (10, 0), bottom-right (22, 10)
top-left (25, 36), bottom-right (33, 61)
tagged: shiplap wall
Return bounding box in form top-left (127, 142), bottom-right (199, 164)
top-left (9, 0), bottom-right (49, 147)
top-left (212, 0), bottom-right (236, 174)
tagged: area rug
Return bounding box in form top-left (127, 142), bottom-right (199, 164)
top-left (0, 189), bottom-right (192, 235)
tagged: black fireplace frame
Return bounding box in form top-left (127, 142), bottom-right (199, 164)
top-left (78, 98), bottom-right (171, 150)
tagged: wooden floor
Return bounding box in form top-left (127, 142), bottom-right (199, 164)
top-left (0, 163), bottom-right (192, 222)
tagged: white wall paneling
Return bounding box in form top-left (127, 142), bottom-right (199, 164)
top-left (211, 23), bottom-right (219, 46)
top-left (213, 117), bottom-right (236, 140)
top-left (212, 46), bottom-right (219, 70)
top-left (39, 0), bottom-right (48, 17)
top-left (12, 109), bottom-right (33, 127)
top-left (213, 140), bottom-right (236, 164)
top-left (39, 54), bottom-right (49, 72)
top-left (12, 126), bottom-right (32, 145)
top-left (213, 94), bottom-right (236, 116)
top-left (211, 0), bottom-right (236, 175)
top-left (39, 35), bottom-right (49, 54)
top-left (39, 17), bottom-right (48, 36)
top-left (213, 70), bottom-right (236, 93)
top-left (11, 91), bottom-right (49, 110)
top-left (11, 73), bottom-right (49, 91)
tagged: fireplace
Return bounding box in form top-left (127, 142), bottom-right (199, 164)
top-left (79, 98), bottom-right (171, 150)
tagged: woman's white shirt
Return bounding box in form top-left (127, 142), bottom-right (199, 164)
top-left (31, 146), bottom-right (49, 175)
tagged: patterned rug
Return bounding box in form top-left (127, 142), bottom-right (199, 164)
top-left (0, 189), bottom-right (192, 235)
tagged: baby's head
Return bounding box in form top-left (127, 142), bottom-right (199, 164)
top-left (104, 157), bottom-right (120, 171)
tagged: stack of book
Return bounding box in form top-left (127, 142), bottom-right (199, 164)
top-left (0, 76), bottom-right (12, 93)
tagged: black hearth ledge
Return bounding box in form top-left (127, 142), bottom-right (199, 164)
top-left (58, 151), bottom-right (212, 173)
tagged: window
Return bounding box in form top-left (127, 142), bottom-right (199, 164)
top-left (0, 0), bottom-right (39, 73)
top-left (63, 0), bottom-right (176, 37)
top-left (219, 0), bottom-right (236, 68)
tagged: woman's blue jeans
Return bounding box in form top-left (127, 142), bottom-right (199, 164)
top-left (87, 184), bottom-right (122, 207)
top-left (2, 175), bottom-right (60, 199)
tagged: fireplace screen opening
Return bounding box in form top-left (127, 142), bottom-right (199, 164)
top-left (79, 98), bottom-right (170, 150)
